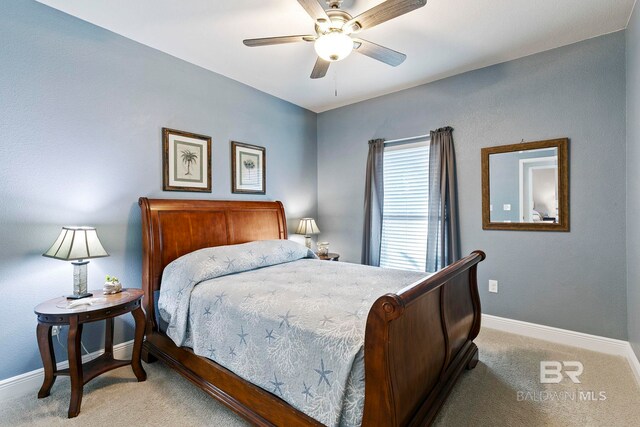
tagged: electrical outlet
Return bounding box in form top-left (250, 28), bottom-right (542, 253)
top-left (488, 280), bottom-right (498, 293)
top-left (52, 325), bottom-right (61, 336)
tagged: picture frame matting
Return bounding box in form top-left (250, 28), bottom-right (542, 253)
top-left (163, 127), bottom-right (212, 192)
top-left (231, 141), bottom-right (266, 194)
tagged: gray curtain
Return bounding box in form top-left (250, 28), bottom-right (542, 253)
top-left (426, 127), bottom-right (460, 272)
top-left (362, 139), bottom-right (385, 266)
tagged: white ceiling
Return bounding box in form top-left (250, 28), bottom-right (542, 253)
top-left (37, 0), bottom-right (635, 113)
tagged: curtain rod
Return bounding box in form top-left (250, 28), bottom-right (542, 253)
top-left (384, 134), bottom-right (430, 147)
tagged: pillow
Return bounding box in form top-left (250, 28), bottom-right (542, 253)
top-left (163, 239), bottom-right (316, 283)
top-left (158, 239), bottom-right (316, 345)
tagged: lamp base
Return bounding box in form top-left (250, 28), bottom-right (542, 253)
top-left (66, 292), bottom-right (93, 300)
top-left (71, 260), bottom-right (90, 300)
top-left (304, 235), bottom-right (312, 249)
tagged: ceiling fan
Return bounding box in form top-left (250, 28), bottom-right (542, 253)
top-left (243, 0), bottom-right (427, 79)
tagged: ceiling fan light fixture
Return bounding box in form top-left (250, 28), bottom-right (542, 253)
top-left (314, 31), bottom-right (353, 62)
top-left (244, 0), bottom-right (427, 78)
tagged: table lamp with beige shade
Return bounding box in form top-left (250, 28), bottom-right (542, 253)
top-left (295, 218), bottom-right (320, 249)
top-left (43, 226), bottom-right (109, 299)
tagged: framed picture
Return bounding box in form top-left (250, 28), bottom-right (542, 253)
top-left (163, 128), bottom-right (212, 192)
top-left (231, 141), bottom-right (266, 194)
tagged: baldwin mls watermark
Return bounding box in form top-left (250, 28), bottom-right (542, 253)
top-left (540, 361), bottom-right (583, 384)
top-left (516, 361), bottom-right (607, 402)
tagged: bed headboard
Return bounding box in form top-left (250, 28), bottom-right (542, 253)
top-left (138, 197), bottom-right (287, 332)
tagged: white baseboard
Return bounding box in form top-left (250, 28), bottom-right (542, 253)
top-left (0, 340), bottom-right (134, 402)
top-left (627, 343), bottom-right (640, 387)
top-left (482, 314), bottom-right (630, 355)
top-left (482, 314), bottom-right (640, 387)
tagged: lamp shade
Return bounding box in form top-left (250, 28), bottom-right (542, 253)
top-left (295, 218), bottom-right (320, 236)
top-left (43, 226), bottom-right (109, 261)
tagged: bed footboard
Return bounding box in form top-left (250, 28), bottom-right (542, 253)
top-left (362, 251), bottom-right (485, 426)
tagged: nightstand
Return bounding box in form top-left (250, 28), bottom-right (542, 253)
top-left (317, 252), bottom-right (340, 261)
top-left (34, 289), bottom-right (147, 418)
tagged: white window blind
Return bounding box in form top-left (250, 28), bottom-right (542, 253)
top-left (380, 140), bottom-right (430, 272)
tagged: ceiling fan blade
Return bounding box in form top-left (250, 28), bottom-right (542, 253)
top-left (297, 0), bottom-right (331, 24)
top-left (352, 38), bottom-right (406, 66)
top-left (344, 0), bottom-right (427, 33)
top-left (310, 57), bottom-right (330, 79)
top-left (243, 35), bottom-right (316, 47)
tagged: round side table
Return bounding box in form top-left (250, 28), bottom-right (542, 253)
top-left (34, 289), bottom-right (147, 418)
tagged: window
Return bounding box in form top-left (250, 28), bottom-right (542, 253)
top-left (379, 140), bottom-right (430, 272)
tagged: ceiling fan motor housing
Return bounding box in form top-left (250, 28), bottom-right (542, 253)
top-left (315, 9), bottom-right (354, 34)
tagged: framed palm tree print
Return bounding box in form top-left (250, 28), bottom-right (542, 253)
top-left (231, 141), bottom-right (265, 194)
top-left (163, 128), bottom-right (212, 192)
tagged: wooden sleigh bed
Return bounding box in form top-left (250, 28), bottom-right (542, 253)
top-left (139, 197), bottom-right (485, 426)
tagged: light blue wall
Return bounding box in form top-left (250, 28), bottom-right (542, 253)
top-left (318, 32), bottom-right (628, 339)
top-left (627, 3), bottom-right (640, 360)
top-left (0, 0), bottom-right (317, 381)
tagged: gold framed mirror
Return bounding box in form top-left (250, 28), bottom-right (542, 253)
top-left (481, 138), bottom-right (569, 231)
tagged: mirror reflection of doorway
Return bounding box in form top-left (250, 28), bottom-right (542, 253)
top-left (519, 157), bottom-right (558, 222)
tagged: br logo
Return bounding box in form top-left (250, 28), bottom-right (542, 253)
top-left (540, 361), bottom-right (583, 384)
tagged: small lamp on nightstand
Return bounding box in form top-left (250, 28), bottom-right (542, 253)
top-left (295, 218), bottom-right (320, 249)
top-left (43, 226), bottom-right (109, 299)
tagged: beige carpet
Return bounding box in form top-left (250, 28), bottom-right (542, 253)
top-left (2, 328), bottom-right (638, 426)
top-left (433, 329), bottom-right (640, 426)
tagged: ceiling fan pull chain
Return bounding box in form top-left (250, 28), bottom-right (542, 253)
top-left (334, 70), bottom-right (338, 97)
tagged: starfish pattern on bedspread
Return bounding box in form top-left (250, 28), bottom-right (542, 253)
top-left (270, 373), bottom-right (285, 396)
top-left (214, 292), bottom-right (227, 305)
top-left (265, 329), bottom-right (276, 343)
top-left (314, 358), bottom-right (333, 387)
top-left (224, 257), bottom-right (237, 271)
top-left (237, 325), bottom-right (248, 346)
top-left (158, 239), bottom-right (428, 426)
top-left (302, 382), bottom-right (313, 402)
top-left (321, 315), bottom-right (333, 326)
top-left (278, 310), bottom-right (295, 328)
